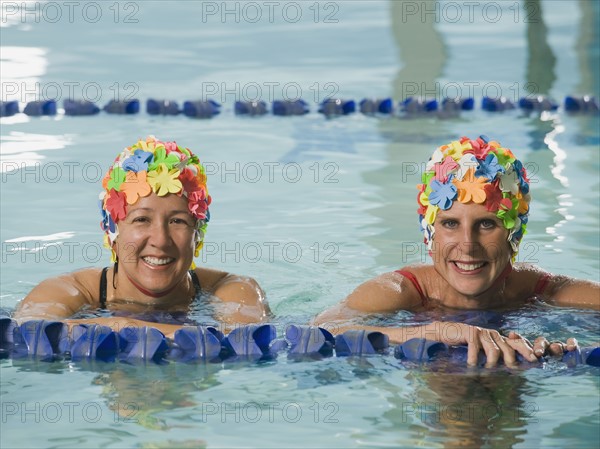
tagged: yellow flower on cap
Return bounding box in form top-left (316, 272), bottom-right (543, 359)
top-left (147, 163), bottom-right (183, 196)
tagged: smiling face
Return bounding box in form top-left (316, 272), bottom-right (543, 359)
top-left (113, 192), bottom-right (197, 297)
top-left (430, 201), bottom-right (512, 298)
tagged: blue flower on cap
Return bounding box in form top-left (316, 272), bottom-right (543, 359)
top-left (428, 175), bottom-right (457, 210)
top-left (122, 149), bottom-right (153, 173)
top-left (475, 153), bottom-right (504, 181)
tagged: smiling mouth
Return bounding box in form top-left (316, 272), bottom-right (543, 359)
top-left (142, 256), bottom-right (175, 266)
top-left (453, 261), bottom-right (487, 272)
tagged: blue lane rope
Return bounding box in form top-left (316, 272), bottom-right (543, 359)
top-left (1, 96), bottom-right (597, 118)
top-left (1, 317), bottom-right (598, 367)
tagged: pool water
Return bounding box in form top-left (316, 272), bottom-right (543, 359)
top-left (1, 1), bottom-right (599, 448)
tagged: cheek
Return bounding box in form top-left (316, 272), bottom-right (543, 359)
top-left (175, 231), bottom-right (196, 254)
top-left (481, 233), bottom-right (511, 260)
top-left (430, 233), bottom-right (458, 258)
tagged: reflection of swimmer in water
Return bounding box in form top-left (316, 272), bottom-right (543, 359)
top-left (315, 136), bottom-right (600, 366)
top-left (15, 136), bottom-right (271, 337)
top-left (93, 363), bottom-right (221, 431)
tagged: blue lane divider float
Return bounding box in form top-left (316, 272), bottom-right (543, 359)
top-left (183, 100), bottom-right (221, 118)
top-left (395, 338), bottom-right (600, 368)
top-left (104, 99), bottom-right (140, 114)
top-left (64, 99), bottom-right (100, 116)
top-left (22, 100), bottom-right (57, 116)
top-left (2, 316), bottom-right (599, 367)
top-left (1, 96), bottom-right (598, 118)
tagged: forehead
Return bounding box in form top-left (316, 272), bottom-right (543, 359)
top-left (127, 192), bottom-right (190, 213)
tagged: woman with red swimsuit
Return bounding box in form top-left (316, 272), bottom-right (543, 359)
top-left (315, 135), bottom-right (599, 367)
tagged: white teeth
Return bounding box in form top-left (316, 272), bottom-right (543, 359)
top-left (143, 257), bottom-right (174, 266)
top-left (455, 262), bottom-right (485, 271)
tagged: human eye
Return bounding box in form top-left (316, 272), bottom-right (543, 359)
top-left (170, 217), bottom-right (193, 227)
top-left (480, 218), bottom-right (498, 229)
top-left (131, 216), bottom-right (150, 224)
top-left (440, 219), bottom-right (458, 229)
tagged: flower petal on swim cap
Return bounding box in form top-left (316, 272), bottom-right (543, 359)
top-left (475, 153), bottom-right (504, 181)
top-left (149, 146), bottom-right (181, 171)
top-left (499, 165), bottom-right (520, 195)
top-left (425, 204), bottom-right (438, 225)
top-left (434, 156), bottom-right (459, 183)
top-left (497, 197), bottom-right (519, 229)
top-left (429, 177), bottom-right (457, 210)
top-left (107, 166), bottom-right (126, 191)
top-left (147, 164), bottom-right (183, 196)
top-left (453, 168), bottom-right (487, 204)
top-left (483, 181), bottom-right (503, 212)
top-left (455, 154), bottom-right (478, 180)
top-left (426, 148), bottom-right (445, 171)
top-left (123, 150), bottom-right (153, 173)
top-left (105, 189), bottom-right (127, 221)
top-left (446, 139), bottom-right (472, 158)
top-left (121, 171), bottom-right (152, 205)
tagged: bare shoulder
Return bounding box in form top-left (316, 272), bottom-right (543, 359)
top-left (193, 266), bottom-right (264, 302)
top-left (512, 263), bottom-right (599, 309)
top-left (510, 262), bottom-right (546, 281)
top-left (30, 268), bottom-right (102, 300)
top-left (193, 266), bottom-right (237, 292)
top-left (16, 267), bottom-right (103, 320)
top-left (344, 265), bottom-right (429, 313)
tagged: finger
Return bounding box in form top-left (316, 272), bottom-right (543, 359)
top-left (508, 331), bottom-right (534, 349)
top-left (507, 331), bottom-right (523, 341)
top-left (479, 330), bottom-right (502, 367)
top-left (467, 327), bottom-right (482, 367)
top-left (506, 336), bottom-right (538, 362)
top-left (547, 341), bottom-right (566, 357)
top-left (492, 333), bottom-right (518, 368)
top-left (533, 336), bottom-right (549, 358)
top-left (565, 337), bottom-right (579, 352)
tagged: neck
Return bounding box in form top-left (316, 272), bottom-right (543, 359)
top-left (125, 273), bottom-right (180, 298)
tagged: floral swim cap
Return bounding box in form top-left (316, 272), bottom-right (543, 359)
top-left (417, 136), bottom-right (530, 256)
top-left (99, 136), bottom-right (211, 263)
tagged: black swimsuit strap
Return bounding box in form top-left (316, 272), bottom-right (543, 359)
top-left (99, 267), bottom-right (109, 309)
top-left (190, 270), bottom-right (201, 296)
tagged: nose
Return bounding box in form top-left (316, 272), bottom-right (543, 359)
top-left (460, 226), bottom-right (482, 257)
top-left (149, 221), bottom-right (173, 249)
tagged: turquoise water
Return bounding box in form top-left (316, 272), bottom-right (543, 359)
top-left (1, 1), bottom-right (599, 448)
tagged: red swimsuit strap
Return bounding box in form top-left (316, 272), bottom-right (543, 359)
top-left (533, 273), bottom-right (552, 296)
top-left (395, 270), bottom-right (427, 307)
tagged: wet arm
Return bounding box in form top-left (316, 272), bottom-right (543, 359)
top-left (314, 271), bottom-right (422, 327)
top-left (313, 272), bottom-right (538, 365)
top-left (543, 276), bottom-right (600, 310)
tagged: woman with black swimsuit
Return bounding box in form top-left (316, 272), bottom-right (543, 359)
top-left (15, 136), bottom-right (270, 338)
